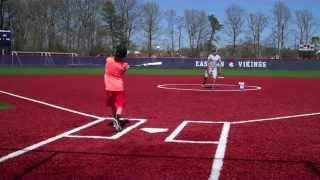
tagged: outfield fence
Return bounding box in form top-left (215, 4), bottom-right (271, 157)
top-left (1, 55), bottom-right (320, 70)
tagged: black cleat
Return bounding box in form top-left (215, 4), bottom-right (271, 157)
top-left (120, 119), bottom-right (129, 127)
top-left (113, 118), bottom-right (123, 132)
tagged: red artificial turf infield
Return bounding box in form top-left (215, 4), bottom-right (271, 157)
top-left (0, 74), bottom-right (320, 179)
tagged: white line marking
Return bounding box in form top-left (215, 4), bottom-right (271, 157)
top-left (209, 122), bottom-right (231, 180)
top-left (0, 118), bottom-right (106, 163)
top-left (185, 120), bottom-right (228, 124)
top-left (65, 135), bottom-right (111, 139)
top-left (168, 139), bottom-right (219, 144)
top-left (0, 90), bottom-right (101, 119)
top-left (157, 84), bottom-right (261, 92)
top-left (165, 120), bottom-right (225, 144)
top-left (231, 112), bottom-right (320, 124)
top-left (165, 121), bottom-right (188, 143)
top-left (65, 118), bottom-right (146, 140)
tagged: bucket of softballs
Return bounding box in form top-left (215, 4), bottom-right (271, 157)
top-left (238, 82), bottom-right (245, 90)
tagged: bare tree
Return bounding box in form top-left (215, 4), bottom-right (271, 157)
top-left (141, 1), bottom-right (161, 57)
top-left (101, 0), bottom-right (118, 51)
top-left (73, 0), bottom-right (99, 54)
top-left (57, 0), bottom-right (78, 51)
top-left (17, 0), bottom-right (48, 50)
top-left (295, 9), bottom-right (316, 44)
top-left (44, 0), bottom-right (62, 51)
top-left (196, 11), bottom-right (210, 54)
top-left (225, 4), bottom-right (245, 55)
top-left (176, 16), bottom-right (184, 55)
top-left (6, 0), bottom-right (101, 54)
top-left (165, 9), bottom-right (176, 56)
top-left (110, 0), bottom-right (140, 48)
top-left (5, 0), bottom-right (26, 50)
top-left (247, 12), bottom-right (268, 57)
top-left (184, 9), bottom-right (197, 56)
top-left (0, 0), bottom-right (8, 29)
top-left (3, 0), bottom-right (13, 29)
top-left (272, 1), bottom-right (291, 57)
top-left (125, 0), bottom-right (140, 48)
top-left (184, 9), bottom-right (210, 57)
top-left (12, 0), bottom-right (64, 51)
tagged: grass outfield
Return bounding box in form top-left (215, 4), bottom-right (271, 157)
top-left (0, 67), bottom-right (320, 78)
top-left (0, 102), bottom-right (13, 110)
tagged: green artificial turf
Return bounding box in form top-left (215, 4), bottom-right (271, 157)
top-left (0, 102), bottom-right (13, 110)
top-left (0, 67), bottom-right (103, 75)
top-left (0, 67), bottom-right (320, 78)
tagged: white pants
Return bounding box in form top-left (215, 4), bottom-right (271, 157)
top-left (204, 67), bottom-right (217, 79)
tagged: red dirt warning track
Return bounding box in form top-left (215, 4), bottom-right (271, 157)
top-left (0, 75), bottom-right (320, 179)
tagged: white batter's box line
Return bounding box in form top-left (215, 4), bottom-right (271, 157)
top-left (209, 122), bottom-right (231, 180)
top-left (184, 120), bottom-right (229, 124)
top-left (65, 118), bottom-right (147, 140)
top-left (165, 120), bottom-right (228, 144)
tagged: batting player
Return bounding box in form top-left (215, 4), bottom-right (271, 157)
top-left (202, 48), bottom-right (222, 88)
top-left (104, 45), bottom-right (129, 132)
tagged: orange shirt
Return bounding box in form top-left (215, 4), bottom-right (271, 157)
top-left (104, 57), bottom-right (129, 91)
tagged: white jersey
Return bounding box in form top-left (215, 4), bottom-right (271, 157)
top-left (205, 54), bottom-right (221, 79)
top-left (207, 54), bottom-right (221, 70)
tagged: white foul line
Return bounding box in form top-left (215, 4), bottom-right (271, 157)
top-left (231, 112), bottom-right (320, 124)
top-left (209, 122), bottom-right (231, 180)
top-left (0, 118), bottom-right (106, 163)
top-left (0, 90), bottom-right (102, 119)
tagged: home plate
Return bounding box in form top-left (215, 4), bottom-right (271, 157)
top-left (140, 128), bottom-right (168, 134)
top-left (218, 76), bottom-right (224, 79)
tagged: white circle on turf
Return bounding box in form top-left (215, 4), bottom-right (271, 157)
top-left (157, 83), bottom-right (261, 92)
